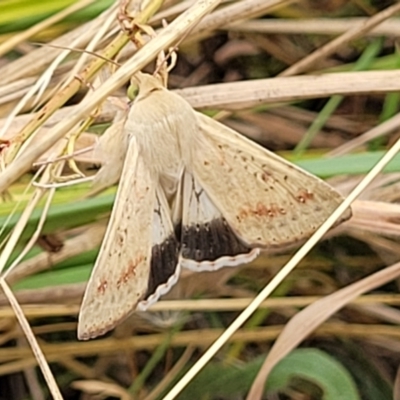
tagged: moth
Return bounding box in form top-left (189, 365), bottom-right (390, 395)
top-left (78, 72), bottom-right (351, 340)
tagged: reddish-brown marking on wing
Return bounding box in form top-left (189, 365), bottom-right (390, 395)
top-left (97, 280), bottom-right (108, 295)
top-left (267, 203), bottom-right (285, 217)
top-left (296, 189), bottom-right (314, 203)
top-left (116, 255), bottom-right (145, 289)
top-left (237, 207), bottom-right (249, 222)
top-left (255, 202), bottom-right (269, 216)
top-left (237, 202), bottom-right (286, 220)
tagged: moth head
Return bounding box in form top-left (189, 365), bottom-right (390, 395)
top-left (129, 72), bottom-right (165, 101)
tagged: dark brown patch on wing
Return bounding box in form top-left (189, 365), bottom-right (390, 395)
top-left (181, 218), bottom-right (252, 262)
top-left (145, 234), bottom-right (180, 299)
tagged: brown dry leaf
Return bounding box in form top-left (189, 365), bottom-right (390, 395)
top-left (247, 260), bottom-right (400, 400)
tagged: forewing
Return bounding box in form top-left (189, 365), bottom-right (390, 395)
top-left (192, 113), bottom-right (351, 248)
top-left (78, 136), bottom-right (155, 340)
top-left (180, 170), bottom-right (259, 271)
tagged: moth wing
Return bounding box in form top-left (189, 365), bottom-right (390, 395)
top-left (191, 113), bottom-right (351, 249)
top-left (79, 137), bottom-right (156, 340)
top-left (137, 185), bottom-right (181, 311)
top-left (180, 170), bottom-right (259, 271)
top-left (90, 111), bottom-right (129, 195)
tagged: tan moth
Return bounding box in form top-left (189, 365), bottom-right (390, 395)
top-left (78, 72), bottom-right (351, 340)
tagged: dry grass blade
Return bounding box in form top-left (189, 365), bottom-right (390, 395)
top-left (143, 346), bottom-right (195, 400)
top-left (3, 293), bottom-right (400, 317)
top-left (228, 17), bottom-right (400, 37)
top-left (247, 260), bottom-right (400, 400)
top-left (71, 380), bottom-right (131, 400)
top-left (0, 0), bottom-right (98, 57)
top-left (0, 6), bottom-right (117, 86)
top-left (0, 279), bottom-right (63, 400)
top-left (0, 179), bottom-right (52, 275)
top-left (188, 0), bottom-right (294, 43)
top-left (328, 111), bottom-right (400, 156)
top-left (177, 70), bottom-right (400, 109)
top-left (280, 2), bottom-right (400, 76)
top-left (347, 200), bottom-right (400, 237)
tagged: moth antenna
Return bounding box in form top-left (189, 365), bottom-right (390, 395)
top-left (31, 42), bottom-right (120, 67)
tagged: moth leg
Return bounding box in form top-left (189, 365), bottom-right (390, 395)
top-left (40, 76), bottom-right (103, 186)
top-left (155, 47), bottom-right (178, 87)
top-left (64, 117), bottom-right (96, 180)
